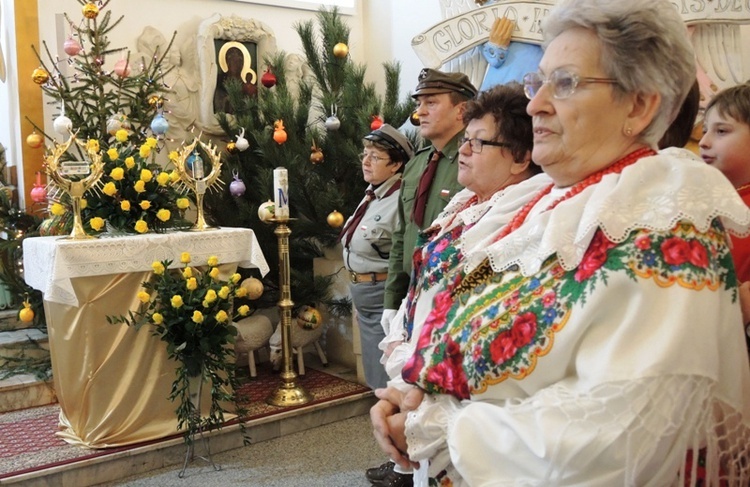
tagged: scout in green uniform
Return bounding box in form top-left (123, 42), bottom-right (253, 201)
top-left (367, 68), bottom-right (476, 487)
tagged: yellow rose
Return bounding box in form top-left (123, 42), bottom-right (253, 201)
top-left (218, 286), bottom-right (230, 300)
top-left (238, 305), bottom-right (250, 316)
top-left (140, 169), bottom-right (153, 182)
top-left (107, 148), bottom-right (119, 161)
top-left (80, 198), bottom-right (88, 210)
top-left (205, 289), bottom-right (217, 304)
top-left (124, 156), bottom-right (135, 169)
top-left (171, 295), bottom-right (184, 308)
top-left (192, 310), bottom-right (204, 324)
top-left (134, 180), bottom-right (146, 193)
top-left (168, 150), bottom-right (178, 162)
top-left (156, 172), bottom-right (170, 186)
top-left (146, 137), bottom-right (158, 149)
top-left (231, 273), bottom-right (241, 284)
top-left (180, 252), bottom-right (191, 264)
top-left (134, 219), bottom-right (148, 233)
top-left (87, 139), bottom-right (100, 152)
top-left (235, 286), bottom-right (248, 298)
top-left (186, 277), bottom-right (197, 291)
top-left (115, 129), bottom-right (129, 142)
top-left (215, 310), bottom-right (229, 323)
top-left (139, 200), bottom-right (151, 210)
top-left (139, 144), bottom-right (151, 158)
top-left (177, 198), bottom-right (190, 210)
top-left (50, 203), bottom-right (65, 216)
top-left (137, 291), bottom-right (150, 303)
top-left (209, 267), bottom-right (220, 280)
top-left (182, 267), bottom-right (193, 279)
top-left (152, 312), bottom-right (163, 324)
top-left (207, 256), bottom-right (219, 267)
top-left (156, 209), bottom-right (171, 222)
top-left (110, 167), bottom-right (124, 181)
top-left (120, 200), bottom-right (131, 211)
top-left (152, 261), bottom-right (165, 275)
top-left (170, 170), bottom-right (180, 183)
top-left (102, 182), bottom-right (117, 196)
top-left (89, 217), bottom-right (105, 231)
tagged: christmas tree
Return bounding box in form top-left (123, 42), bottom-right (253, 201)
top-left (204, 7), bottom-right (416, 312)
top-left (0, 0), bottom-right (187, 377)
top-left (28, 0), bottom-right (187, 237)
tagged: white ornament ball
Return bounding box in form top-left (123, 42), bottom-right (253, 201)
top-left (53, 115), bottom-right (73, 135)
top-left (235, 135), bottom-right (250, 152)
top-left (241, 277), bottom-right (264, 300)
top-left (257, 200), bottom-right (275, 222)
top-left (325, 115), bottom-right (341, 131)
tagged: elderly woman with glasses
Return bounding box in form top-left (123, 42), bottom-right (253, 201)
top-left (370, 82), bottom-right (543, 487)
top-left (370, 0), bottom-right (750, 485)
top-left (340, 124), bottom-right (415, 390)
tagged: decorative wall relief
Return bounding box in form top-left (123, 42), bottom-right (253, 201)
top-left (197, 14), bottom-right (277, 135)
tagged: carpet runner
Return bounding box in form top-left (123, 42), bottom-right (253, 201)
top-left (0, 366), bottom-right (370, 479)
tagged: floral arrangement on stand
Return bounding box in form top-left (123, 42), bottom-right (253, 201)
top-left (82, 130), bottom-right (191, 234)
top-left (108, 251), bottom-right (251, 444)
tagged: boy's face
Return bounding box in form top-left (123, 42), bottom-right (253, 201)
top-left (700, 109), bottom-right (750, 187)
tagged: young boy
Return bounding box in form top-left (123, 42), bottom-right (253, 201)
top-left (699, 81), bottom-right (750, 346)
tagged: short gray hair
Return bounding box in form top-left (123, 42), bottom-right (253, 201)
top-left (542, 0), bottom-right (695, 145)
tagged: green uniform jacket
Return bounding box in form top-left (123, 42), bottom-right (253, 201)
top-left (383, 131), bottom-right (465, 310)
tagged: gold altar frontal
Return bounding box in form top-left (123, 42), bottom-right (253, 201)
top-left (22, 228), bottom-right (268, 448)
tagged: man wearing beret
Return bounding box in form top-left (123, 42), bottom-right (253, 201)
top-left (367, 68), bottom-right (477, 487)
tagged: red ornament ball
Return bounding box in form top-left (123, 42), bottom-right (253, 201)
top-left (370, 115), bottom-right (384, 131)
top-left (261, 68), bottom-right (277, 88)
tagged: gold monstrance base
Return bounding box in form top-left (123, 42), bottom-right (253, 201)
top-left (266, 218), bottom-right (312, 407)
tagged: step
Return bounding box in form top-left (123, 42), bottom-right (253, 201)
top-left (0, 328), bottom-right (54, 412)
top-left (0, 373), bottom-right (56, 413)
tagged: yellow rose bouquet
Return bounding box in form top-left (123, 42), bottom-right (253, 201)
top-left (83, 131), bottom-right (189, 234)
top-left (108, 251), bottom-right (251, 443)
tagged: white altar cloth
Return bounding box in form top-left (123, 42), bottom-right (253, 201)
top-left (23, 227), bottom-right (269, 306)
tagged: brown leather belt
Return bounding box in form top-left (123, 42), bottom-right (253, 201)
top-left (350, 271), bottom-right (388, 284)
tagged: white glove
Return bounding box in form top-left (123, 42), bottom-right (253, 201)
top-left (380, 308), bottom-right (398, 335)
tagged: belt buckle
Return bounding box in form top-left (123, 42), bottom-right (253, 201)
top-left (350, 271), bottom-right (358, 284)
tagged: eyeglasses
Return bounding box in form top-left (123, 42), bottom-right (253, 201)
top-left (523, 69), bottom-right (618, 100)
top-left (459, 137), bottom-right (511, 154)
top-left (359, 152), bottom-right (391, 163)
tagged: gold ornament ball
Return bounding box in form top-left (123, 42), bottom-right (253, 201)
top-left (226, 141), bottom-right (238, 154)
top-left (19, 302), bottom-right (34, 323)
top-left (148, 95), bottom-right (163, 107)
top-left (241, 277), bottom-right (264, 300)
top-left (310, 149), bottom-right (324, 165)
top-left (26, 132), bottom-right (44, 149)
top-left (82, 2), bottom-right (99, 19)
top-left (297, 305), bottom-right (323, 331)
top-left (32, 67), bottom-right (49, 85)
top-left (327, 210), bottom-right (344, 228)
top-left (333, 42), bottom-right (349, 58)
top-left (258, 200), bottom-right (276, 223)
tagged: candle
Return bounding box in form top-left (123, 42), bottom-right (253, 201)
top-left (191, 153), bottom-right (204, 179)
top-left (273, 167), bottom-right (289, 220)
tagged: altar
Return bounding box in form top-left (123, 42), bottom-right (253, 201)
top-left (23, 227), bottom-right (269, 448)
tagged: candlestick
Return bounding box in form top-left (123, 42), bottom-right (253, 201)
top-left (273, 167), bottom-right (289, 220)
